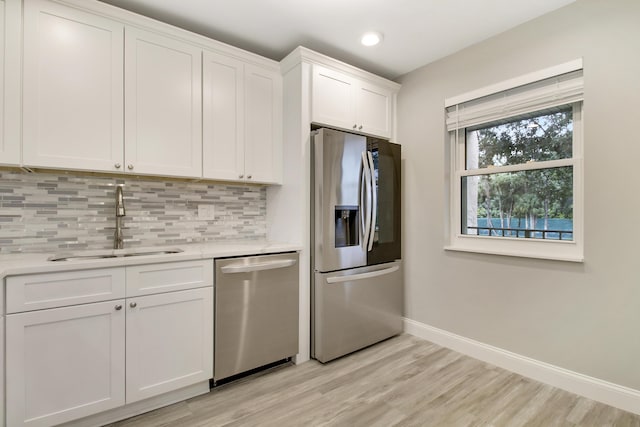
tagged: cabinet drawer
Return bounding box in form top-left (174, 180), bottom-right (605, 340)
top-left (126, 260), bottom-right (213, 297)
top-left (6, 268), bottom-right (126, 314)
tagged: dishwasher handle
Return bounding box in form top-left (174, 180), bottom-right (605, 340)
top-left (220, 258), bottom-right (297, 274)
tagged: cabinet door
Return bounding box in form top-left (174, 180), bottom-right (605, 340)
top-left (126, 287), bottom-right (213, 403)
top-left (0, 0), bottom-right (6, 164)
top-left (356, 81), bottom-right (393, 138)
top-left (22, 0), bottom-right (124, 172)
top-left (6, 300), bottom-right (126, 427)
top-left (0, 0), bottom-right (20, 166)
top-left (202, 50), bottom-right (244, 181)
top-left (311, 65), bottom-right (356, 132)
top-left (0, 315), bottom-right (4, 427)
top-left (125, 27), bottom-right (202, 178)
top-left (244, 64), bottom-right (282, 184)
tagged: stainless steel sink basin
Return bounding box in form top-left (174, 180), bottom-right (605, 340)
top-left (48, 248), bottom-right (183, 262)
top-left (50, 254), bottom-right (119, 261)
top-left (120, 250), bottom-right (183, 257)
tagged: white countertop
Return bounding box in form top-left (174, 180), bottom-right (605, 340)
top-left (0, 241), bottom-right (302, 280)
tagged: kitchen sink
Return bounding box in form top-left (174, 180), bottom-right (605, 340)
top-left (48, 248), bottom-right (184, 262)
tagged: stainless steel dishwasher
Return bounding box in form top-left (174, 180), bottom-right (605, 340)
top-left (214, 252), bottom-right (299, 382)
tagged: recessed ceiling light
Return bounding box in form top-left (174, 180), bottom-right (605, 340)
top-left (361, 32), bottom-right (383, 47)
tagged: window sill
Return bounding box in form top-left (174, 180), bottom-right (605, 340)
top-left (444, 241), bottom-right (584, 263)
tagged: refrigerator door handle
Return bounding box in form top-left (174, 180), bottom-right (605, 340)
top-left (325, 265), bottom-right (400, 284)
top-left (220, 259), bottom-right (297, 273)
top-left (367, 150), bottom-right (377, 252)
top-left (359, 155), bottom-right (366, 244)
top-left (361, 151), bottom-right (372, 250)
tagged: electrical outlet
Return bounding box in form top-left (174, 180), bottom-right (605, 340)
top-left (197, 204), bottom-right (215, 220)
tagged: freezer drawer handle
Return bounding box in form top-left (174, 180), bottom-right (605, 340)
top-left (220, 259), bottom-right (297, 274)
top-left (326, 265), bottom-right (400, 284)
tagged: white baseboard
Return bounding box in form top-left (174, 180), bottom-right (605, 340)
top-left (404, 317), bottom-right (640, 416)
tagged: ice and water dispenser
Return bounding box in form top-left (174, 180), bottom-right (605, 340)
top-left (335, 206), bottom-right (359, 248)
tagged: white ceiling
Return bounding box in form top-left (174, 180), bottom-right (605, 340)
top-left (99, 0), bottom-right (576, 80)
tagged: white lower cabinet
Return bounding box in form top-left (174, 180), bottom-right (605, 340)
top-left (0, 315), bottom-right (5, 427)
top-left (6, 300), bottom-right (126, 427)
top-left (5, 260), bottom-right (214, 427)
top-left (126, 287), bottom-right (213, 403)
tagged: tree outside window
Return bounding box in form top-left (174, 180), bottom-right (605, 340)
top-left (462, 108), bottom-right (574, 240)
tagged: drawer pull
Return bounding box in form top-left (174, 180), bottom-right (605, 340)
top-left (115, 304), bottom-right (122, 311)
top-left (130, 302), bottom-right (137, 308)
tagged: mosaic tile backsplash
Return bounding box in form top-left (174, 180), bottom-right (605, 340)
top-left (0, 169), bottom-right (267, 254)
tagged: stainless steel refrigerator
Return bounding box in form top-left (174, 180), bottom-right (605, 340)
top-left (311, 127), bottom-right (403, 363)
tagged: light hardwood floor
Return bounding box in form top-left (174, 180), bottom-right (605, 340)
top-left (109, 335), bottom-right (640, 426)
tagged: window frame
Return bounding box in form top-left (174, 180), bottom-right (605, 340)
top-left (445, 67), bottom-right (584, 262)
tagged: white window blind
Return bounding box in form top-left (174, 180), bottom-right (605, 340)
top-left (446, 69), bottom-right (584, 132)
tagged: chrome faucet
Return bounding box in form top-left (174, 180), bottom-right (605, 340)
top-left (114, 185), bottom-right (126, 249)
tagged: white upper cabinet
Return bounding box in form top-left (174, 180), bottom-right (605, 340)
top-left (244, 64), bottom-right (282, 184)
top-left (20, 0), bottom-right (283, 183)
top-left (0, 0), bottom-right (6, 164)
top-left (22, 0), bottom-right (124, 171)
top-left (355, 80), bottom-right (393, 138)
top-left (202, 50), bottom-right (245, 181)
top-left (312, 64), bottom-right (394, 138)
top-left (311, 65), bottom-right (356, 132)
top-left (203, 52), bottom-right (282, 184)
top-left (0, 0), bottom-right (20, 166)
top-left (125, 27), bottom-right (202, 178)
top-left (22, 1), bottom-right (203, 178)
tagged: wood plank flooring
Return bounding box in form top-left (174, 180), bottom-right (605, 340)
top-left (109, 335), bottom-right (640, 426)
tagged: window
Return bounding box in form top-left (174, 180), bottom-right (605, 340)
top-left (445, 60), bottom-right (584, 262)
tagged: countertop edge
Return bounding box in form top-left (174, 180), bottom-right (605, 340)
top-left (0, 242), bottom-right (303, 280)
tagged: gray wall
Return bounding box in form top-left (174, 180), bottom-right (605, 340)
top-left (397, 0), bottom-right (640, 389)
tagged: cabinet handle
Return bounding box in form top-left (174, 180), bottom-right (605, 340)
top-left (127, 164), bottom-right (134, 170)
top-left (353, 124), bottom-right (357, 129)
top-left (115, 304), bottom-right (122, 311)
top-left (359, 125), bottom-right (363, 130)
top-left (114, 163), bottom-right (121, 169)
top-left (247, 175), bottom-right (252, 179)
top-left (130, 302), bottom-right (137, 308)
top-left (239, 174), bottom-right (244, 179)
